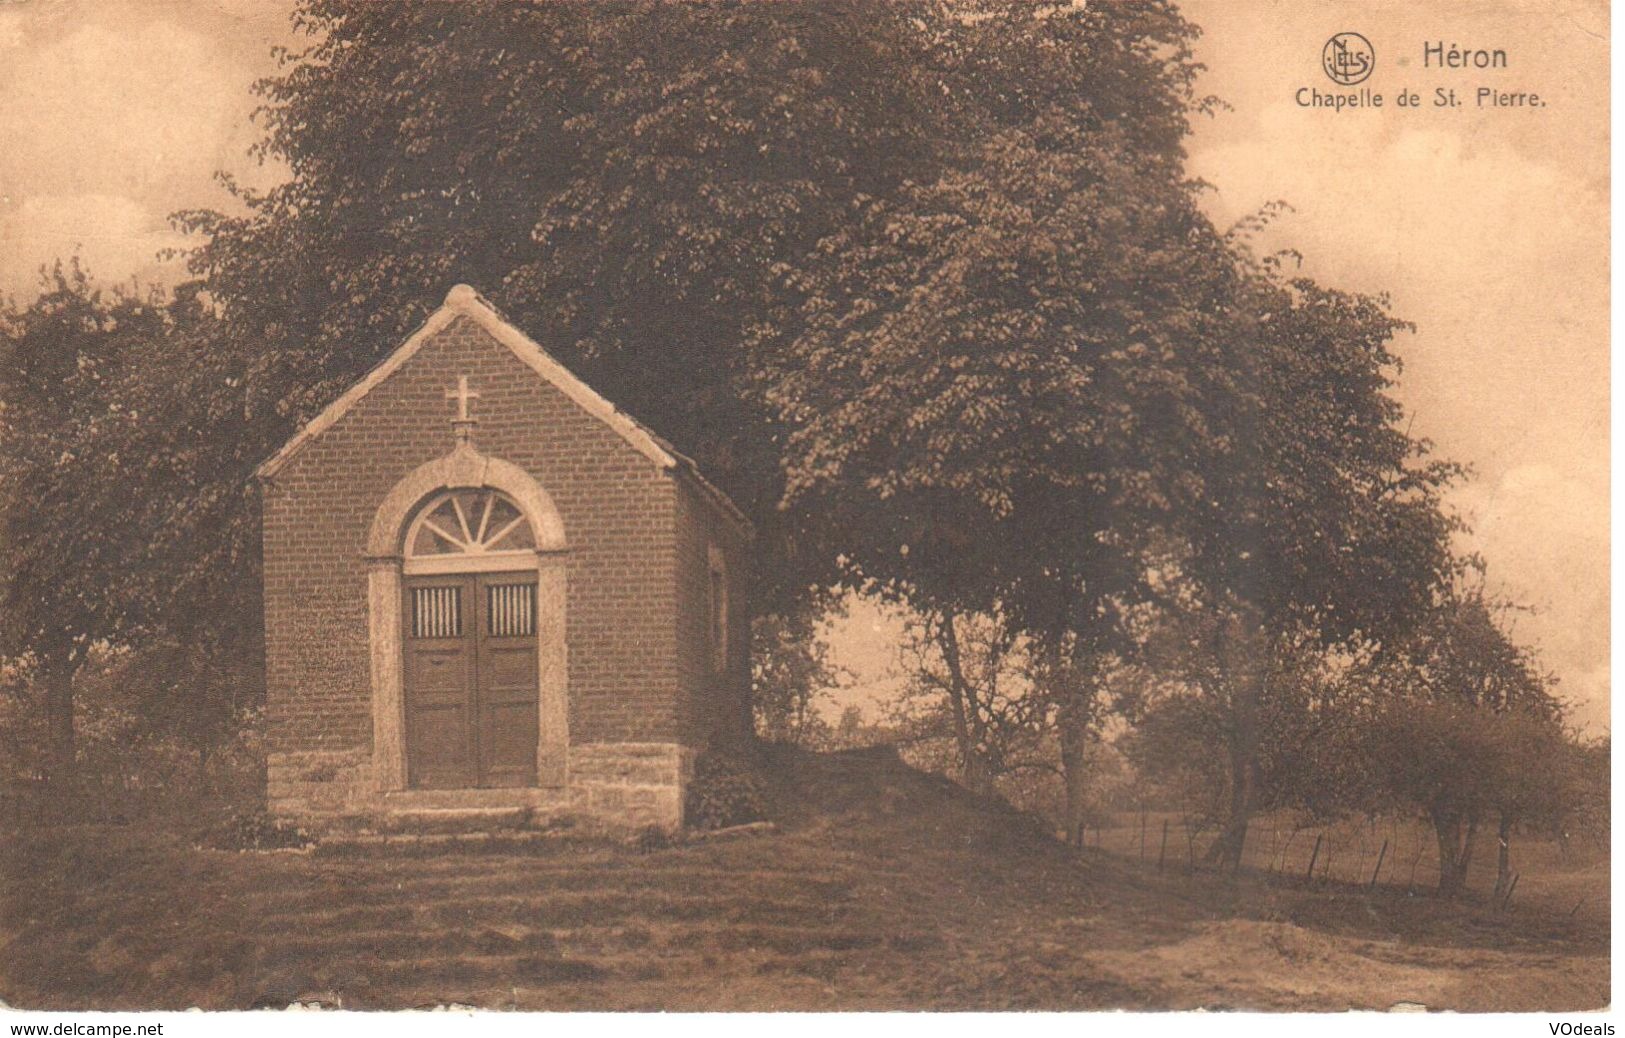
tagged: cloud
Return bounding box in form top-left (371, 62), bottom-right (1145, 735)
top-left (0, 193), bottom-right (188, 297)
top-left (0, 3), bottom-right (293, 296)
top-left (1454, 464), bottom-right (1609, 721)
top-left (0, 21), bottom-right (242, 198)
top-left (1186, 72), bottom-right (1609, 728)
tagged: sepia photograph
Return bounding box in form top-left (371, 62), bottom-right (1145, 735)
top-left (0, 0), bottom-right (1610, 1019)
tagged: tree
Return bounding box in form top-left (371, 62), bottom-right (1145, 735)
top-left (1363, 590), bottom-right (1566, 897)
top-left (890, 607), bottom-right (1050, 798)
top-left (0, 263), bottom-right (175, 789)
top-left (752, 603), bottom-right (847, 746)
top-left (1124, 614), bottom-right (1377, 842)
top-left (1156, 255), bottom-right (1462, 871)
top-left (1023, 629), bottom-right (1128, 845)
top-left (132, 1), bottom-right (1254, 787)
top-left (158, 1), bottom-right (1229, 735)
top-left (170, 0), bottom-right (969, 639)
top-left (757, 4), bottom-right (1236, 844)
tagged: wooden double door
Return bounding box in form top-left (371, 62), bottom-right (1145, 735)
top-left (404, 572), bottom-right (539, 789)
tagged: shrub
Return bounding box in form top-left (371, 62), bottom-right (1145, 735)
top-left (207, 809), bottom-right (313, 852)
top-left (685, 749), bottom-right (769, 830)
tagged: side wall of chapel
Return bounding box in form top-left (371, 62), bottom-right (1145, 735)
top-left (674, 480), bottom-right (754, 750)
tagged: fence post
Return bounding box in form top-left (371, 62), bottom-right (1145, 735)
top-left (1158, 820), bottom-right (1169, 872)
top-left (1276, 830), bottom-right (1297, 877)
top-left (1140, 812), bottom-right (1147, 861)
top-left (1305, 833), bottom-right (1323, 883)
top-left (1500, 872), bottom-right (1520, 912)
top-left (1369, 838), bottom-right (1389, 889)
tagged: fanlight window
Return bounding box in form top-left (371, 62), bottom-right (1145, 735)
top-left (404, 489), bottom-right (536, 574)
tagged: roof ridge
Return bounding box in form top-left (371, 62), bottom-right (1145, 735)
top-left (254, 284), bottom-right (752, 537)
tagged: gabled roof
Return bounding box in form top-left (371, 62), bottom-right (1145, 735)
top-left (255, 284), bottom-right (752, 536)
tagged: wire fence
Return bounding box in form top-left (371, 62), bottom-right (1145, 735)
top-left (1078, 810), bottom-right (1608, 913)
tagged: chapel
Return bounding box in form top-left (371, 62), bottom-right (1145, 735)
top-left (256, 285), bottom-right (753, 830)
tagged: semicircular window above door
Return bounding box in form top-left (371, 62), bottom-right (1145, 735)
top-left (404, 488), bottom-right (537, 575)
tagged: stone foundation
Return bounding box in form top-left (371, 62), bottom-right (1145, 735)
top-left (266, 749), bottom-right (374, 818)
top-left (267, 742), bottom-right (695, 831)
top-left (568, 742), bottom-right (695, 830)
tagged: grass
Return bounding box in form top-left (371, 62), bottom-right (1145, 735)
top-left (0, 745), bottom-right (1608, 1011)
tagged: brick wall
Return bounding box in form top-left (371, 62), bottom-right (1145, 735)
top-left (263, 314), bottom-right (687, 773)
top-left (673, 481), bottom-right (754, 749)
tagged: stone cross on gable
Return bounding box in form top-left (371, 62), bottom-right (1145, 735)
top-left (446, 375), bottom-right (480, 420)
top-left (446, 375), bottom-right (480, 443)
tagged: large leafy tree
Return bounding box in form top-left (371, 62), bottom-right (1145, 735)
top-left (173, 0), bottom-right (962, 621)
top-left (0, 264), bottom-right (175, 787)
top-left (1364, 589), bottom-right (1567, 897)
top-left (1163, 263), bottom-right (1462, 870)
top-left (99, 0), bottom-right (1242, 798)
top-left (167, 0), bottom-right (1218, 637)
top-left (0, 259), bottom-right (261, 795)
top-left (755, 10), bottom-right (1248, 839)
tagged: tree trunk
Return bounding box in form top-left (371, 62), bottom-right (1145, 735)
top-left (1059, 696), bottom-right (1091, 848)
top-left (1433, 808), bottom-right (1480, 898)
top-left (1456, 811), bottom-right (1480, 893)
top-left (1205, 735), bottom-right (1253, 871)
top-left (934, 611), bottom-right (994, 798)
top-left (41, 649), bottom-right (79, 796)
top-left (1493, 811), bottom-right (1513, 900)
top-left (1203, 616), bottom-right (1262, 874)
top-left (1433, 812), bottom-right (1462, 897)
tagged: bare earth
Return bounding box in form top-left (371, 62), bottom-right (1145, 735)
top-left (0, 747), bottom-right (1608, 1011)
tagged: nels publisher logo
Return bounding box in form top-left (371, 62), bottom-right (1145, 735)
top-left (1322, 32), bottom-right (1375, 85)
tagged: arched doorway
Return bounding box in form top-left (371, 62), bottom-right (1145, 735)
top-left (364, 446), bottom-right (570, 795)
top-left (402, 488), bottom-right (539, 788)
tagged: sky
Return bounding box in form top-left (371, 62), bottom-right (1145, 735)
top-left (0, 0), bottom-right (1609, 733)
top-left (1180, 0), bottom-right (1610, 732)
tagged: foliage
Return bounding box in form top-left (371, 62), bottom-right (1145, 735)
top-left (153, 0), bottom-right (1217, 638)
top-left (890, 608), bottom-right (1050, 796)
top-left (1130, 250), bottom-right (1464, 868)
top-left (1, 643), bottom-right (266, 825)
top-left (744, 4), bottom-right (1225, 844)
top-left (684, 749), bottom-right (770, 831)
top-left (814, 705), bottom-right (896, 752)
top-left (0, 264), bottom-right (188, 782)
top-left (0, 264), bottom-right (154, 647)
top-left (146, 3), bottom-right (1234, 834)
top-left (1357, 588), bottom-right (1569, 895)
top-left (1121, 693), bottom-right (1230, 824)
top-left (0, 3), bottom-right (1561, 884)
top-left (1175, 266), bottom-right (1464, 646)
top-left (1563, 737), bottom-right (1609, 854)
top-left (168, 0), bottom-right (986, 628)
top-left (1125, 624), bottom-right (1374, 823)
top-left (760, 94), bottom-right (1229, 640)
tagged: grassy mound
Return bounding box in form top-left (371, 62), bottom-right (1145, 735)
top-left (0, 744), bottom-right (1607, 1011)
